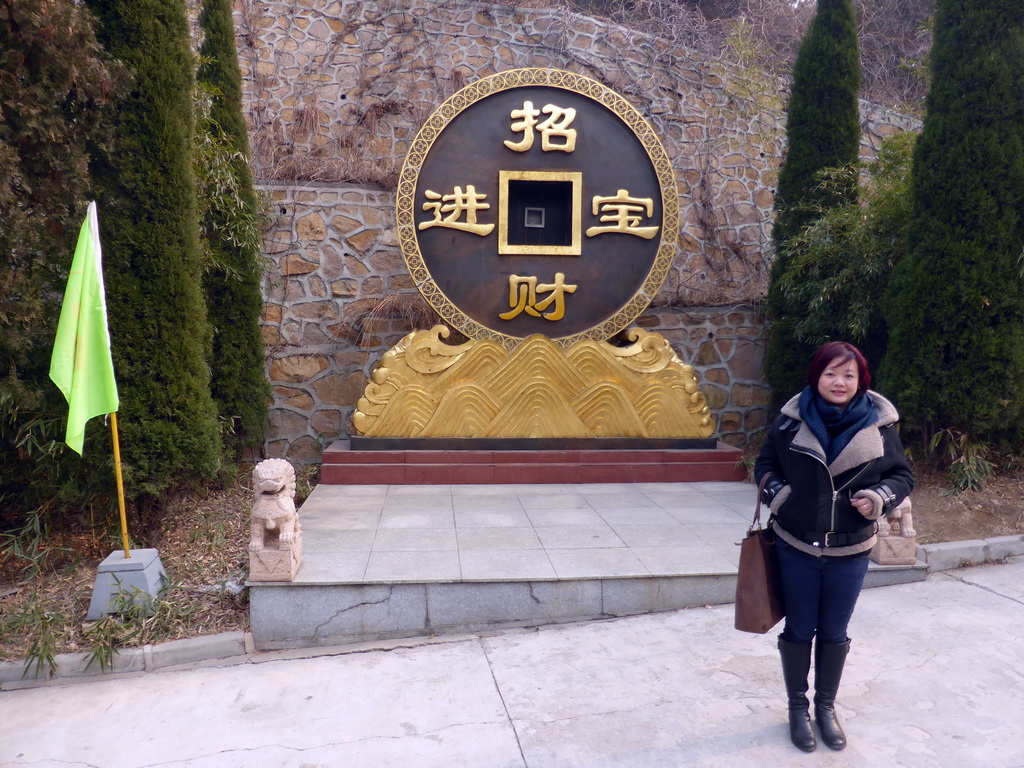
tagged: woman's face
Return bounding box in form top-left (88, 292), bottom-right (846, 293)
top-left (817, 357), bottom-right (860, 408)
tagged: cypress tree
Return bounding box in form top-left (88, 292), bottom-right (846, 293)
top-left (84, 0), bottom-right (221, 532)
top-left (765, 0), bottom-right (862, 410)
top-left (197, 0), bottom-right (269, 456)
top-left (1, 0), bottom-right (115, 403)
top-left (1, 0), bottom-right (122, 510)
top-left (880, 0), bottom-right (1024, 447)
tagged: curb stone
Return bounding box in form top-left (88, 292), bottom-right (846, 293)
top-left (917, 535), bottom-right (1024, 572)
top-left (4, 539), bottom-right (1024, 690)
top-left (983, 534), bottom-right (1024, 562)
top-left (0, 632), bottom-right (249, 691)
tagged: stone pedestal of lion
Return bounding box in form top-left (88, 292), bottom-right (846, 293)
top-left (248, 458), bottom-right (303, 582)
top-left (870, 498), bottom-right (917, 565)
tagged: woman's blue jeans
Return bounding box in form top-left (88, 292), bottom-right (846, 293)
top-left (776, 537), bottom-right (871, 645)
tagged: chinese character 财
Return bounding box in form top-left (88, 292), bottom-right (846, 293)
top-left (418, 185), bottom-right (495, 236)
top-left (503, 101), bottom-right (578, 153)
top-left (498, 272), bottom-right (577, 321)
top-left (585, 190), bottom-right (659, 239)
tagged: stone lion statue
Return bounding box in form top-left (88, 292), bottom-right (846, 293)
top-left (249, 458), bottom-right (300, 552)
top-left (878, 498), bottom-right (916, 538)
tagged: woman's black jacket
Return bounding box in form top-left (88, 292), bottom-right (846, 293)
top-left (754, 390), bottom-right (915, 557)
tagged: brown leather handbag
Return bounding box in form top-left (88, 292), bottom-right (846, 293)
top-left (734, 475), bottom-right (785, 634)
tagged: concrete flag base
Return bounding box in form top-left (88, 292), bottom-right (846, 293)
top-left (86, 548), bottom-right (167, 620)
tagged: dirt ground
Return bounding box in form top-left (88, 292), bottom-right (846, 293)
top-left (0, 477), bottom-right (256, 664)
top-left (1, 466), bottom-right (1022, 664)
top-left (905, 470), bottom-right (1024, 544)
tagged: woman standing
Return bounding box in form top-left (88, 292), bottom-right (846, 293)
top-left (755, 341), bottom-right (914, 752)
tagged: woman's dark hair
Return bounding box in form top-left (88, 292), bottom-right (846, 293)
top-left (806, 341), bottom-right (871, 395)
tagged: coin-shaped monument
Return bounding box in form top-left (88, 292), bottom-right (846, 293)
top-left (354, 69), bottom-right (715, 440)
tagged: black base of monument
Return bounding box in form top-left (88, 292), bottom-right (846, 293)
top-left (349, 436), bottom-right (718, 451)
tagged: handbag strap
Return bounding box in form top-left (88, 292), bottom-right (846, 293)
top-left (751, 473), bottom-right (773, 530)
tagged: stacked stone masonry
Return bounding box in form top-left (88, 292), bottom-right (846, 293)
top-left (240, 1), bottom-right (919, 460)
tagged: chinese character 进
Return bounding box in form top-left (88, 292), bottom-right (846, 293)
top-left (498, 272), bottom-right (578, 322)
top-left (586, 190), bottom-right (660, 239)
top-left (503, 101), bottom-right (578, 153)
top-left (418, 185), bottom-right (495, 236)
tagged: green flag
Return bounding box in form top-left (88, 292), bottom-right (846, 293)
top-left (49, 201), bottom-right (119, 455)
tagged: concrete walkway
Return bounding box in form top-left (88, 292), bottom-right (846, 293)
top-left (2, 556), bottom-right (1022, 768)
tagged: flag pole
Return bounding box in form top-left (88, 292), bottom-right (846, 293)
top-left (110, 412), bottom-right (131, 559)
top-left (55, 202), bottom-right (166, 621)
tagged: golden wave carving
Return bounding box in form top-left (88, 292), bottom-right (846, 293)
top-left (487, 336), bottom-right (591, 402)
top-left (564, 347), bottom-right (646, 395)
top-left (353, 327), bottom-right (715, 438)
top-left (572, 383), bottom-right (648, 437)
top-left (358, 385), bottom-right (439, 436)
top-left (421, 384), bottom-right (501, 438)
top-left (485, 379), bottom-right (593, 438)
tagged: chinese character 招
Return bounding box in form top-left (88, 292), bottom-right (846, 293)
top-left (586, 190), bottom-right (660, 239)
top-left (498, 272), bottom-right (578, 321)
top-left (418, 185), bottom-right (495, 236)
top-left (503, 101), bottom-right (578, 153)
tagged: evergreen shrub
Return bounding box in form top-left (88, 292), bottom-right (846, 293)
top-left (880, 0), bottom-right (1024, 449)
top-left (775, 133), bottom-right (916, 370)
top-left (0, 0), bottom-right (123, 520)
top-left (197, 0), bottom-right (269, 455)
top-left (85, 0), bottom-right (222, 525)
top-left (765, 0), bottom-right (862, 410)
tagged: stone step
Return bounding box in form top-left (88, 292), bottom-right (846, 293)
top-left (321, 440), bottom-right (748, 484)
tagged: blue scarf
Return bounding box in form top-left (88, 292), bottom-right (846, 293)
top-left (798, 387), bottom-right (877, 464)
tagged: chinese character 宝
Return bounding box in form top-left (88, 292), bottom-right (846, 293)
top-left (418, 185), bottom-right (495, 236)
top-left (585, 190), bottom-right (659, 239)
top-left (503, 101), bottom-right (578, 153)
top-left (498, 273), bottom-right (578, 322)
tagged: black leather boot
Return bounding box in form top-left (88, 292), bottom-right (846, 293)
top-left (778, 637), bottom-right (816, 752)
top-left (814, 639), bottom-right (851, 751)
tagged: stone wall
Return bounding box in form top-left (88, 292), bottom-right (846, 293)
top-left (260, 183), bottom-right (398, 461)
top-left (639, 306), bottom-right (769, 446)
top-left (239, 1), bottom-right (919, 460)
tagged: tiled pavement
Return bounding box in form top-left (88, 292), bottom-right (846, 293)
top-left (293, 481), bottom-right (758, 585)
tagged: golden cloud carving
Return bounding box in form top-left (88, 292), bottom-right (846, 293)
top-left (353, 327), bottom-right (715, 439)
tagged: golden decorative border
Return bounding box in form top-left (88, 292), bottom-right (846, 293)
top-left (396, 68), bottom-right (680, 351)
top-left (498, 170), bottom-right (583, 256)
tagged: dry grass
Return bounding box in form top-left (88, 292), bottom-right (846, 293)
top-left (0, 465), bottom-right (317, 665)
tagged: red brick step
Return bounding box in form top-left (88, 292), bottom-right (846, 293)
top-left (320, 440), bottom-right (747, 484)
